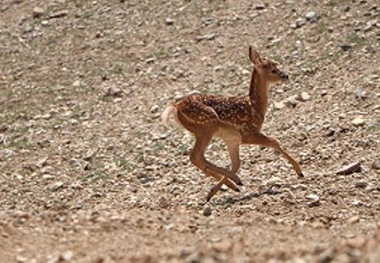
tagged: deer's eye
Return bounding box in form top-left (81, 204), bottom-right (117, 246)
top-left (271, 69), bottom-right (277, 74)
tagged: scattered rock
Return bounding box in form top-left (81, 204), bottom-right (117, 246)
top-left (347, 236), bottom-right (367, 249)
top-left (51, 181), bottom-right (64, 191)
top-left (196, 33), bottom-right (216, 42)
top-left (305, 11), bottom-right (316, 21)
top-left (32, 7), bottom-right (45, 18)
top-left (299, 92), bottom-right (311, 102)
top-left (212, 240), bottom-right (232, 253)
top-left (165, 18), bottom-right (174, 25)
top-left (59, 250), bottom-right (74, 262)
top-left (371, 160), bottom-right (380, 170)
top-left (284, 95), bottom-right (298, 108)
top-left (49, 10), bottom-right (68, 19)
top-left (351, 116), bottom-right (366, 126)
top-left (336, 161), bottom-right (362, 175)
top-left (254, 4), bottom-right (266, 10)
top-left (295, 18), bottom-right (305, 28)
top-left (203, 206), bottom-right (212, 217)
top-left (340, 44), bottom-right (352, 51)
top-left (347, 215), bottom-right (360, 224)
top-left (355, 179), bottom-right (368, 188)
top-left (274, 101), bottom-right (285, 110)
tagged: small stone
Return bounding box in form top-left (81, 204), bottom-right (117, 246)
top-left (203, 206), bottom-right (212, 217)
top-left (72, 80), bottom-right (82, 87)
top-left (305, 11), bottom-right (316, 20)
top-left (33, 7), bottom-right (45, 18)
top-left (351, 116), bottom-right (365, 126)
top-left (285, 95), bottom-right (298, 108)
top-left (274, 101), bottom-right (285, 110)
top-left (16, 256), bottom-right (28, 263)
top-left (52, 181), bottom-right (64, 191)
top-left (295, 18), bottom-right (305, 28)
top-left (254, 4), bottom-right (266, 10)
top-left (306, 194), bottom-right (320, 201)
top-left (318, 247), bottom-right (335, 263)
top-left (355, 180), bottom-right (368, 188)
top-left (212, 240), bottom-right (232, 253)
top-left (371, 160), bottom-right (380, 170)
top-left (150, 105), bottom-right (159, 113)
top-left (353, 88), bottom-right (367, 99)
top-left (336, 161), bottom-right (362, 175)
top-left (60, 250), bottom-right (74, 261)
top-left (347, 215), bottom-right (360, 224)
top-left (347, 236), bottom-right (367, 249)
top-left (299, 92), bottom-right (311, 102)
top-left (340, 44), bottom-right (352, 51)
top-left (165, 18), bottom-right (174, 25)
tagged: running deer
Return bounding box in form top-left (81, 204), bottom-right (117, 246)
top-left (162, 47), bottom-right (303, 201)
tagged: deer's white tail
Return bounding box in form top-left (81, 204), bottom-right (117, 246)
top-left (161, 104), bottom-right (177, 127)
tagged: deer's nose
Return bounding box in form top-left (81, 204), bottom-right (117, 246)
top-left (280, 73), bottom-right (289, 80)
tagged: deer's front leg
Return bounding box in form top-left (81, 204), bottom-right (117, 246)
top-left (251, 133), bottom-right (303, 177)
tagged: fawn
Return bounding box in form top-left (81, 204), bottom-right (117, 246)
top-left (162, 47), bottom-right (303, 201)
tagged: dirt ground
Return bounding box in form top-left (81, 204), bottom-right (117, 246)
top-left (0, 0), bottom-right (379, 262)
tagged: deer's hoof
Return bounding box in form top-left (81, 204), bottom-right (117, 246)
top-left (299, 172), bottom-right (305, 178)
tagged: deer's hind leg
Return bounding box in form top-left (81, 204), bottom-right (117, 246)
top-left (176, 103), bottom-right (241, 198)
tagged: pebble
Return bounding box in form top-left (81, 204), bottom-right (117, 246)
top-left (299, 92), bottom-right (311, 102)
top-left (295, 18), bottom-right (305, 28)
top-left (355, 179), bottom-right (368, 188)
top-left (346, 236), bottom-right (367, 249)
top-left (165, 18), bottom-right (174, 25)
top-left (51, 181), bottom-right (64, 191)
top-left (352, 116), bottom-right (366, 126)
top-left (60, 250), bottom-right (74, 261)
top-left (347, 215), bottom-right (360, 224)
top-left (212, 240), bottom-right (232, 253)
top-left (371, 160), bottom-right (380, 170)
top-left (336, 161), bottom-right (362, 175)
top-left (274, 101), bottom-right (285, 110)
top-left (203, 206), bottom-right (212, 217)
top-left (305, 11), bottom-right (316, 21)
top-left (33, 7), bottom-right (45, 18)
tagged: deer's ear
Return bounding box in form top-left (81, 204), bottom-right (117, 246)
top-left (249, 46), bottom-right (262, 65)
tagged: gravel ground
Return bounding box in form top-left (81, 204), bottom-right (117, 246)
top-left (0, 0), bottom-right (379, 262)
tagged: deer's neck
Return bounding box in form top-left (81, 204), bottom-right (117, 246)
top-left (249, 68), bottom-right (269, 124)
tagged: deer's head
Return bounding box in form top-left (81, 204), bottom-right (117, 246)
top-left (249, 46), bottom-right (289, 83)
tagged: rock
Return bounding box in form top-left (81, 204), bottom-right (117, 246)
top-left (212, 240), bottom-right (232, 253)
top-left (59, 250), bottom-right (74, 261)
top-left (274, 101), bottom-right (285, 110)
top-left (299, 92), bottom-right (311, 102)
top-left (347, 236), bottom-right (367, 249)
top-left (284, 95), bottom-right (298, 108)
top-left (318, 247), bottom-right (335, 263)
top-left (254, 4), bottom-right (266, 10)
top-left (33, 7), bottom-right (45, 18)
top-left (305, 11), bottom-right (316, 20)
top-left (203, 206), bottom-right (212, 217)
top-left (347, 215), bottom-right (360, 224)
top-left (196, 33), bottom-right (216, 42)
top-left (351, 116), bottom-right (365, 126)
top-left (353, 88), bottom-right (367, 100)
top-left (371, 160), bottom-right (380, 170)
top-left (295, 18), bottom-right (305, 28)
top-left (336, 161), bottom-right (362, 175)
top-left (165, 18), bottom-right (174, 25)
top-left (16, 256), bottom-right (28, 263)
top-left (355, 180), bottom-right (368, 188)
top-left (51, 181), bottom-right (64, 191)
top-left (150, 105), bottom-right (159, 113)
top-left (340, 44), bottom-right (352, 51)
top-left (306, 194), bottom-right (320, 201)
